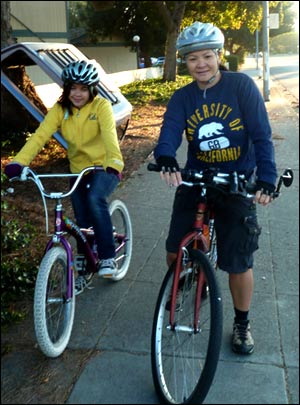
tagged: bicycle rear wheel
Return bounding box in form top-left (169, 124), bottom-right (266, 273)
top-left (109, 199), bottom-right (132, 281)
top-left (151, 249), bottom-right (222, 404)
top-left (34, 246), bottom-right (75, 358)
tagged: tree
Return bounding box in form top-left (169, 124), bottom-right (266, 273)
top-left (1, 0), bottom-right (15, 48)
top-left (70, 1), bottom-right (186, 80)
top-left (270, 31), bottom-right (299, 53)
top-left (70, 1), bottom-right (168, 67)
top-left (152, 1), bottom-right (186, 81)
top-left (1, 0), bottom-right (47, 133)
top-left (69, 1), bottom-right (297, 81)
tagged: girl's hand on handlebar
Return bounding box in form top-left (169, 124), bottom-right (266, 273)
top-left (4, 162), bottom-right (24, 179)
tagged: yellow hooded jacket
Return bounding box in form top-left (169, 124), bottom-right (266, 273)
top-left (13, 96), bottom-right (124, 174)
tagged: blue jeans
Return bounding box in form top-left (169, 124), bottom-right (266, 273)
top-left (71, 170), bottom-right (119, 260)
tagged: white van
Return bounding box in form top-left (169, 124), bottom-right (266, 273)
top-left (1, 42), bottom-right (133, 148)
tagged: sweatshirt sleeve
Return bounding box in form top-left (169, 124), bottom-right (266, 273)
top-left (154, 89), bottom-right (186, 160)
top-left (97, 99), bottom-right (124, 172)
top-left (239, 75), bottom-right (277, 185)
top-left (13, 103), bottom-right (63, 166)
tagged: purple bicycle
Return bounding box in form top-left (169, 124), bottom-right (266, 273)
top-left (10, 166), bottom-right (132, 358)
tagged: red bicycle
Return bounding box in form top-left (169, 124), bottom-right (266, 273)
top-left (148, 163), bottom-right (293, 404)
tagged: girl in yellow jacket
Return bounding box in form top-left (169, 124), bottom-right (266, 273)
top-left (5, 60), bottom-right (124, 294)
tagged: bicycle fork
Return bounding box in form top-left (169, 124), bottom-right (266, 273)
top-left (169, 201), bottom-right (209, 332)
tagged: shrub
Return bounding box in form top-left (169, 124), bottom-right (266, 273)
top-left (1, 172), bottom-right (39, 324)
top-left (120, 76), bottom-right (192, 106)
top-left (224, 55), bottom-right (239, 72)
top-left (271, 32), bottom-right (299, 54)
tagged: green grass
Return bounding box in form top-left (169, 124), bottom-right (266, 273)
top-left (120, 76), bottom-right (192, 106)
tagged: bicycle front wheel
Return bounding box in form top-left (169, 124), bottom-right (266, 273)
top-left (151, 249), bottom-right (223, 404)
top-left (34, 246), bottom-right (75, 358)
top-left (109, 199), bottom-right (133, 281)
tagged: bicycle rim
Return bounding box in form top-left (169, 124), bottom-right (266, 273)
top-left (109, 200), bottom-right (132, 281)
top-left (34, 247), bottom-right (75, 358)
top-left (151, 249), bottom-right (222, 404)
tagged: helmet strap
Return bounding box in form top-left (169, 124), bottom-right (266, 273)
top-left (203, 69), bottom-right (220, 99)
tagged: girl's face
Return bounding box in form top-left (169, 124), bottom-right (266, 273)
top-left (185, 49), bottom-right (221, 87)
top-left (68, 83), bottom-right (90, 109)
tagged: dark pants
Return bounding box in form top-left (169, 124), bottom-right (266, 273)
top-left (166, 185), bottom-right (261, 274)
top-left (71, 170), bottom-right (119, 260)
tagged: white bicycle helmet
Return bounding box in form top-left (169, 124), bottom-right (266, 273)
top-left (176, 22), bottom-right (224, 57)
top-left (61, 60), bottom-right (100, 85)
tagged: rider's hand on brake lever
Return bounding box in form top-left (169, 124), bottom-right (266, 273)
top-left (160, 170), bottom-right (182, 187)
top-left (156, 156), bottom-right (182, 187)
top-left (254, 181), bottom-right (276, 206)
top-left (255, 190), bottom-right (273, 206)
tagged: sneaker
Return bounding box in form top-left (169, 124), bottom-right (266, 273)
top-left (98, 258), bottom-right (118, 278)
top-left (232, 320), bottom-right (254, 355)
top-left (75, 273), bottom-right (93, 296)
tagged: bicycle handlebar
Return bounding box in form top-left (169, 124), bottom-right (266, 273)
top-left (8, 166), bottom-right (105, 235)
top-left (12, 166), bottom-right (104, 199)
top-left (147, 163), bottom-right (294, 198)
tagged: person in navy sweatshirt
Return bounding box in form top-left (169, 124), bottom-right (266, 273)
top-left (153, 21), bottom-right (277, 355)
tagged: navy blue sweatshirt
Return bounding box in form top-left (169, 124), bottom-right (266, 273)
top-left (154, 71), bottom-right (277, 185)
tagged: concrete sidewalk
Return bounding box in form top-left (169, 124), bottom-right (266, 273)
top-left (2, 60), bottom-right (299, 404)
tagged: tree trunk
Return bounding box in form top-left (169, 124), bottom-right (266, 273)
top-left (163, 29), bottom-right (180, 81)
top-left (153, 1), bottom-right (186, 81)
top-left (1, 0), bottom-right (48, 133)
top-left (1, 1), bottom-right (15, 48)
top-left (2, 65), bottom-right (48, 133)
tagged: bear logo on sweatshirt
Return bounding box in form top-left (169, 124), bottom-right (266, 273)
top-left (198, 122), bottom-right (230, 151)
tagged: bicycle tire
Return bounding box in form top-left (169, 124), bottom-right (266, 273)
top-left (34, 246), bottom-right (75, 358)
top-left (151, 249), bottom-right (223, 404)
top-left (109, 199), bottom-right (133, 281)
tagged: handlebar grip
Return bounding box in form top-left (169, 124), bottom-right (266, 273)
top-left (147, 163), bottom-right (160, 172)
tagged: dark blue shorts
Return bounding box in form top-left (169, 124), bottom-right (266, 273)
top-left (166, 185), bottom-right (261, 274)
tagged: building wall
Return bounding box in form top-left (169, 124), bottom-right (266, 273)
top-left (10, 1), bottom-right (137, 74)
top-left (10, 1), bottom-right (68, 42)
top-left (78, 45), bottom-right (137, 74)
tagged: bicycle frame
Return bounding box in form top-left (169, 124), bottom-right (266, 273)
top-left (169, 193), bottom-right (212, 331)
top-left (13, 166), bottom-right (127, 300)
top-left (42, 192), bottom-right (129, 301)
top-left (44, 203), bottom-right (98, 300)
